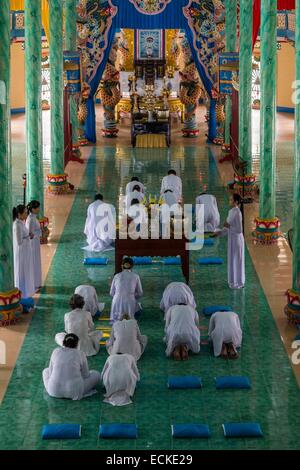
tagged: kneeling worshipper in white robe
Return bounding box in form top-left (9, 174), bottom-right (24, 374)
top-left (12, 205), bottom-right (35, 299)
top-left (106, 313), bottom-right (147, 360)
top-left (55, 294), bottom-right (102, 357)
top-left (195, 192), bottom-right (220, 233)
top-left (74, 285), bottom-right (105, 317)
top-left (208, 310), bottom-right (242, 359)
top-left (43, 334), bottom-right (101, 400)
top-left (110, 258), bottom-right (143, 323)
top-left (213, 193), bottom-right (245, 289)
top-left (83, 193), bottom-right (115, 252)
top-left (164, 304), bottom-right (200, 360)
top-left (26, 200), bottom-right (42, 291)
top-left (160, 282), bottom-right (196, 315)
top-left (126, 177), bottom-right (145, 195)
top-left (160, 169), bottom-right (182, 202)
top-left (125, 185), bottom-right (146, 213)
top-left (101, 353), bottom-right (140, 406)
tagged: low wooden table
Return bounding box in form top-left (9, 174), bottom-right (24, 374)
top-left (115, 236), bottom-right (190, 284)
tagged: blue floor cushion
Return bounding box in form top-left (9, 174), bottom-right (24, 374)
top-left (83, 258), bottom-right (108, 265)
top-left (202, 305), bottom-right (232, 316)
top-left (222, 423), bottom-right (263, 438)
top-left (164, 257), bottom-right (181, 265)
top-left (42, 424), bottom-right (81, 440)
top-left (172, 424), bottom-right (211, 438)
top-left (132, 257), bottom-right (152, 265)
top-left (197, 257), bottom-right (224, 265)
top-left (215, 376), bottom-right (251, 390)
top-left (168, 376), bottom-right (202, 389)
top-left (99, 424), bottom-right (138, 439)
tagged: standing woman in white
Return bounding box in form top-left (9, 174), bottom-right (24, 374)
top-left (110, 258), bottom-right (143, 323)
top-left (13, 205), bottom-right (35, 299)
top-left (214, 194), bottom-right (245, 289)
top-left (26, 200), bottom-right (42, 291)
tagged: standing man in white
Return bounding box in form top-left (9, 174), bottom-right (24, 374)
top-left (83, 194), bottom-right (115, 252)
top-left (160, 169), bottom-right (182, 203)
top-left (213, 193), bottom-right (245, 289)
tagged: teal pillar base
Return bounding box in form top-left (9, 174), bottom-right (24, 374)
top-left (285, 289), bottom-right (300, 325)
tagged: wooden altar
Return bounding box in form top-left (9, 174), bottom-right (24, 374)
top-left (115, 236), bottom-right (190, 284)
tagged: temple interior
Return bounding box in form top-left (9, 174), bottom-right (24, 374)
top-left (0, 0), bottom-right (299, 452)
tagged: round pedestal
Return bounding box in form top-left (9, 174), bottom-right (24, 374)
top-left (102, 128), bottom-right (119, 138)
top-left (47, 174), bottom-right (73, 195)
top-left (0, 288), bottom-right (22, 326)
top-left (182, 128), bottom-right (199, 138)
top-left (252, 217), bottom-right (281, 244)
top-left (234, 174), bottom-right (257, 202)
top-left (285, 289), bottom-right (300, 324)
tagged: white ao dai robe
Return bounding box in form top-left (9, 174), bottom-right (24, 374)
top-left (74, 285), bottom-right (105, 317)
top-left (223, 207), bottom-right (245, 289)
top-left (55, 308), bottom-right (102, 357)
top-left (160, 282), bottom-right (196, 314)
top-left (26, 213), bottom-right (42, 291)
top-left (43, 347), bottom-right (101, 400)
top-left (164, 305), bottom-right (200, 357)
top-left (101, 353), bottom-right (140, 406)
top-left (126, 181), bottom-right (145, 195)
top-left (195, 194), bottom-right (220, 232)
top-left (83, 200), bottom-right (115, 252)
top-left (13, 219), bottom-right (35, 299)
top-left (160, 174), bottom-right (182, 202)
top-left (106, 319), bottom-right (147, 360)
top-left (208, 311), bottom-right (242, 357)
top-left (110, 270), bottom-right (143, 322)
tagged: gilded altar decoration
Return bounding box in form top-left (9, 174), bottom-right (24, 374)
top-left (129, 0), bottom-right (172, 15)
top-left (0, 288), bottom-right (22, 326)
top-left (285, 289), bottom-right (300, 325)
top-left (252, 217), bottom-right (281, 245)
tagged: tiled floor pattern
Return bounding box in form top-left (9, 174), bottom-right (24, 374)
top-left (0, 142), bottom-right (299, 450)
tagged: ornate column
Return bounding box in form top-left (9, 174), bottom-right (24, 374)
top-left (0, 1), bottom-right (22, 325)
top-left (65, 0), bottom-right (81, 159)
top-left (236, 0), bottom-right (256, 199)
top-left (285, 0), bottom-right (300, 324)
top-left (25, 0), bottom-right (49, 244)
top-left (47, 0), bottom-right (70, 194)
top-left (223, 0), bottom-right (237, 153)
top-left (253, 0), bottom-right (280, 244)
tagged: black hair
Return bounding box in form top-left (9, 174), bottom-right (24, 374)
top-left (232, 193), bottom-right (242, 205)
top-left (131, 177), bottom-right (139, 182)
top-left (164, 189), bottom-right (173, 194)
top-left (122, 257), bottom-right (134, 269)
top-left (95, 194), bottom-right (103, 201)
top-left (63, 333), bottom-right (79, 349)
top-left (132, 185), bottom-right (141, 192)
top-left (131, 198), bottom-right (140, 206)
top-left (27, 200), bottom-right (40, 213)
top-left (12, 205), bottom-right (26, 221)
top-left (168, 169), bottom-right (176, 175)
top-left (70, 294), bottom-right (85, 310)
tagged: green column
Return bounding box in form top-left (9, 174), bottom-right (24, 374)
top-left (259, 0), bottom-right (277, 219)
top-left (239, 0), bottom-right (253, 172)
top-left (65, 0), bottom-right (79, 148)
top-left (293, 0), bottom-right (300, 292)
top-left (224, 0), bottom-right (237, 146)
top-left (49, 0), bottom-right (64, 176)
top-left (0, 0), bottom-right (14, 293)
top-left (25, 0), bottom-right (44, 214)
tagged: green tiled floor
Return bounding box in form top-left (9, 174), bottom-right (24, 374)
top-left (1, 144), bottom-right (299, 450)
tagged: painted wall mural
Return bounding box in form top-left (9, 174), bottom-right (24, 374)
top-left (129, 0), bottom-right (173, 15)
